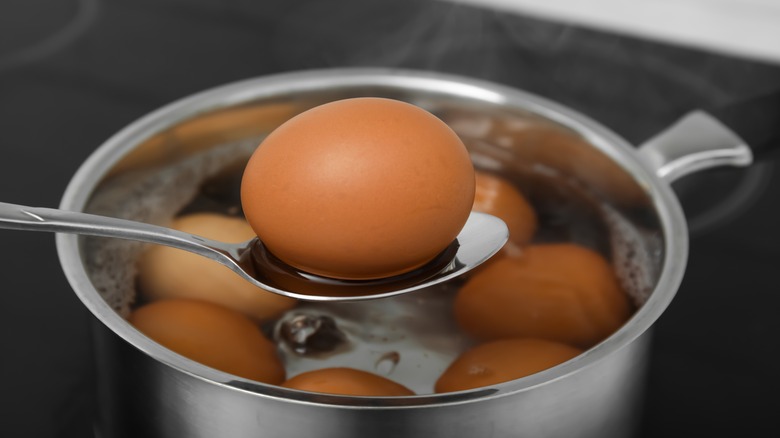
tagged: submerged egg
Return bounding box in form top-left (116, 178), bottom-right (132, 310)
top-left (281, 367), bottom-right (414, 396)
top-left (472, 170), bottom-right (537, 246)
top-left (241, 97), bottom-right (475, 280)
top-left (136, 213), bottom-right (297, 321)
top-left (129, 299), bottom-right (285, 384)
top-left (454, 243), bottom-right (632, 348)
top-left (435, 338), bottom-right (583, 393)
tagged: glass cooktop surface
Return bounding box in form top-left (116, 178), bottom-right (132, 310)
top-left (1, 1), bottom-right (778, 437)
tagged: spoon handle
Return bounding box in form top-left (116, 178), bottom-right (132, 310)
top-left (0, 201), bottom-right (239, 264)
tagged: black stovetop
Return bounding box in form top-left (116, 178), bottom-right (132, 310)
top-left (1, 1), bottom-right (779, 437)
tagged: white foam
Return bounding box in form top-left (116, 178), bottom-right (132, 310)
top-left (83, 139), bottom-right (258, 316)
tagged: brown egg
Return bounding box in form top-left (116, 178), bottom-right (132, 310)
top-left (281, 367), bottom-right (414, 396)
top-left (137, 213), bottom-right (297, 321)
top-left (128, 299), bottom-right (285, 384)
top-left (241, 97), bottom-right (475, 280)
top-left (454, 243), bottom-right (632, 348)
top-left (473, 170), bottom-right (537, 246)
top-left (435, 338), bottom-right (583, 393)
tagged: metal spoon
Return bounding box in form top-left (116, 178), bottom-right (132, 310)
top-left (0, 201), bottom-right (507, 301)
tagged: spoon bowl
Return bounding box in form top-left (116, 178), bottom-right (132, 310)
top-left (0, 201), bottom-right (507, 301)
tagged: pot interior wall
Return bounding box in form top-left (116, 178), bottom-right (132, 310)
top-left (76, 77), bottom-right (666, 399)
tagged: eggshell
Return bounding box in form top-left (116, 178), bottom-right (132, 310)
top-left (241, 97), bottom-right (475, 280)
top-left (435, 338), bottom-right (582, 393)
top-left (472, 170), bottom-right (537, 246)
top-left (454, 243), bottom-right (632, 348)
top-left (281, 367), bottom-right (414, 396)
top-left (136, 212), bottom-right (297, 321)
top-left (128, 299), bottom-right (285, 384)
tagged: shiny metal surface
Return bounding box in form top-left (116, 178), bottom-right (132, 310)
top-left (55, 68), bottom-right (750, 438)
top-left (0, 202), bottom-right (507, 301)
top-left (92, 320), bottom-right (650, 438)
top-left (638, 110), bottom-right (753, 183)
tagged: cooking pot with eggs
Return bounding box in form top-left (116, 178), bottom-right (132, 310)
top-left (57, 68), bottom-right (756, 438)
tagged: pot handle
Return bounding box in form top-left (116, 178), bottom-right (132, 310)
top-left (638, 90), bottom-right (780, 183)
top-left (707, 90), bottom-right (780, 162)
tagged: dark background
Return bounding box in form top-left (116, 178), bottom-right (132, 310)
top-left (1, 1), bottom-right (779, 437)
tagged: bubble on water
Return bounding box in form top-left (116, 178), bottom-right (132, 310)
top-left (374, 351), bottom-right (401, 375)
top-left (275, 311), bottom-right (348, 356)
top-left (600, 203), bottom-right (662, 307)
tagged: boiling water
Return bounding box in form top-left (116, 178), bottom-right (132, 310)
top-left (83, 136), bottom-right (659, 394)
top-left (271, 286), bottom-right (472, 394)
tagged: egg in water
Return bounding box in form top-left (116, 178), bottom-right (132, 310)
top-left (282, 367), bottom-right (414, 396)
top-left (454, 243), bottom-right (632, 348)
top-left (129, 298), bottom-right (286, 383)
top-left (472, 170), bottom-right (537, 246)
top-left (136, 212), bottom-right (297, 321)
top-left (435, 338), bottom-right (582, 393)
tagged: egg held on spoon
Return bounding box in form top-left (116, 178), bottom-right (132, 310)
top-left (241, 97), bottom-right (476, 280)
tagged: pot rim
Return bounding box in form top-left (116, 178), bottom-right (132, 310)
top-left (56, 67), bottom-right (688, 408)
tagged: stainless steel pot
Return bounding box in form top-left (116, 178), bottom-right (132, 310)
top-left (56, 68), bottom-right (752, 438)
